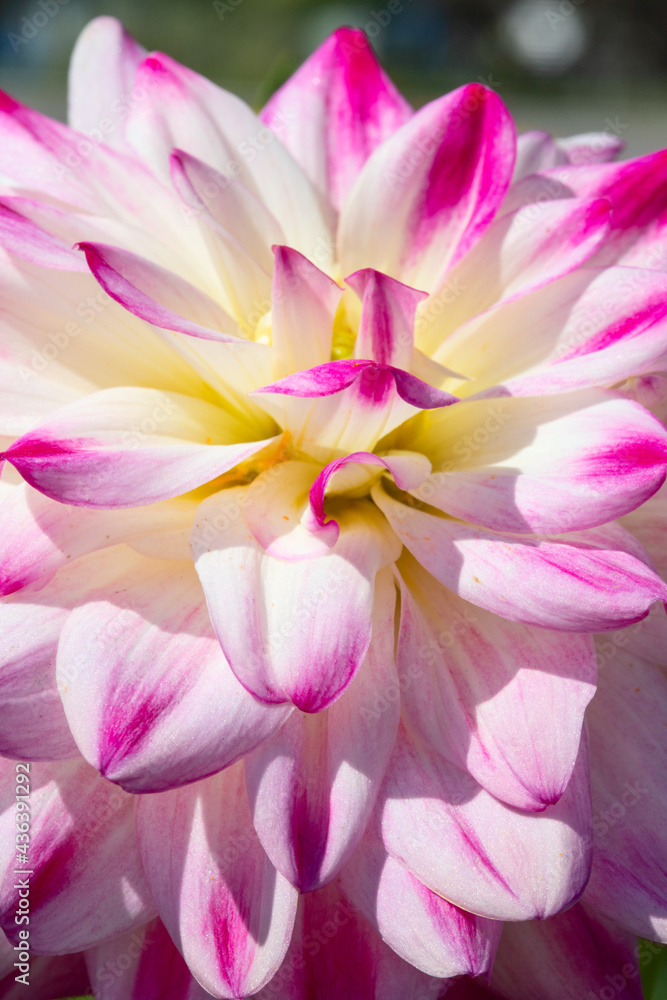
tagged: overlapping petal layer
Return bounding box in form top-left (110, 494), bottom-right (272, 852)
top-left (0, 14), bottom-right (666, 998)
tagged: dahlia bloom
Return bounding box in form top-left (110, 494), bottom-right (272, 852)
top-left (0, 15), bottom-right (667, 998)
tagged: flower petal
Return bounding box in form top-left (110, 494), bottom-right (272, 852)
top-left (407, 390), bottom-right (667, 534)
top-left (3, 387), bottom-right (278, 508)
top-left (0, 547), bottom-right (143, 761)
top-left (78, 240), bottom-right (241, 341)
top-left (395, 552), bottom-right (596, 810)
top-left (373, 481), bottom-right (667, 631)
top-left (339, 827), bottom-right (501, 979)
top-left (338, 83), bottom-right (515, 290)
top-left (136, 763), bottom-right (298, 999)
top-left (348, 268), bottom-right (426, 369)
top-left (125, 53), bottom-right (332, 263)
top-left (68, 16), bottom-right (146, 150)
top-left (417, 197), bottom-right (611, 356)
top-left (380, 725), bottom-right (592, 921)
top-left (0, 483), bottom-right (195, 597)
top-left (0, 758), bottom-right (155, 952)
top-left (57, 558), bottom-right (289, 793)
top-left (260, 27), bottom-right (412, 212)
top-left (245, 568), bottom-right (399, 891)
top-left (0, 201), bottom-right (87, 271)
top-left (192, 483), bottom-right (400, 712)
top-left (270, 246), bottom-right (342, 377)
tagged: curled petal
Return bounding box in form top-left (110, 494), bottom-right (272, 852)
top-left (192, 482), bottom-right (400, 711)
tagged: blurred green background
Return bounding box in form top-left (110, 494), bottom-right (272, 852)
top-left (1, 0), bottom-right (667, 156)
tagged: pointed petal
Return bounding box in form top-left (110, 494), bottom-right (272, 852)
top-left (396, 553), bottom-right (596, 810)
top-left (78, 240), bottom-right (241, 341)
top-left (0, 759), bottom-right (155, 952)
top-left (0, 201), bottom-right (88, 271)
top-left (490, 902), bottom-right (642, 1000)
top-left (432, 265), bottom-right (667, 398)
top-left (192, 480), bottom-right (400, 711)
top-left (373, 481), bottom-right (667, 631)
top-left (58, 558), bottom-right (289, 793)
top-left (125, 53), bottom-right (332, 262)
top-left (417, 197), bottom-right (611, 356)
top-left (270, 245), bottom-right (342, 377)
top-left (513, 130), bottom-right (566, 180)
top-left (408, 390), bottom-right (667, 534)
top-left (338, 84), bottom-right (515, 289)
top-left (380, 725), bottom-right (592, 921)
top-left (348, 268), bottom-right (426, 369)
top-left (137, 764), bottom-right (298, 999)
top-left (307, 450), bottom-right (431, 546)
top-left (245, 569), bottom-right (399, 891)
top-left (3, 387), bottom-right (278, 508)
top-left (260, 27), bottom-right (412, 212)
top-left (68, 16), bottom-right (146, 149)
top-left (340, 828), bottom-right (501, 979)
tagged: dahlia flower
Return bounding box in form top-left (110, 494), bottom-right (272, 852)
top-left (0, 15), bottom-right (667, 999)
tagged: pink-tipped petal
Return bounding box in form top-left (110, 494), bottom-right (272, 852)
top-left (260, 27), bottom-right (412, 212)
top-left (417, 197), bottom-right (611, 355)
top-left (347, 268), bottom-right (426, 369)
top-left (254, 360), bottom-right (457, 461)
top-left (339, 83), bottom-right (516, 290)
top-left (340, 828), bottom-right (502, 979)
top-left (0, 201), bottom-right (88, 271)
top-left (68, 17), bottom-right (146, 149)
top-left (489, 902), bottom-right (642, 1000)
top-left (3, 387), bottom-right (279, 508)
top-left (409, 390), bottom-right (667, 534)
top-left (396, 553), bottom-right (596, 810)
top-left (78, 241), bottom-right (241, 341)
top-left (381, 725), bottom-right (592, 921)
top-left (245, 569), bottom-right (399, 891)
top-left (192, 483), bottom-right (400, 712)
top-left (0, 758), bottom-right (155, 952)
top-left (125, 52), bottom-right (332, 261)
top-left (136, 764), bottom-right (298, 999)
top-left (57, 558), bottom-right (289, 793)
top-left (373, 481), bottom-right (667, 632)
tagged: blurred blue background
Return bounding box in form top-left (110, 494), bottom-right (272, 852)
top-left (1, 0), bottom-right (667, 157)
